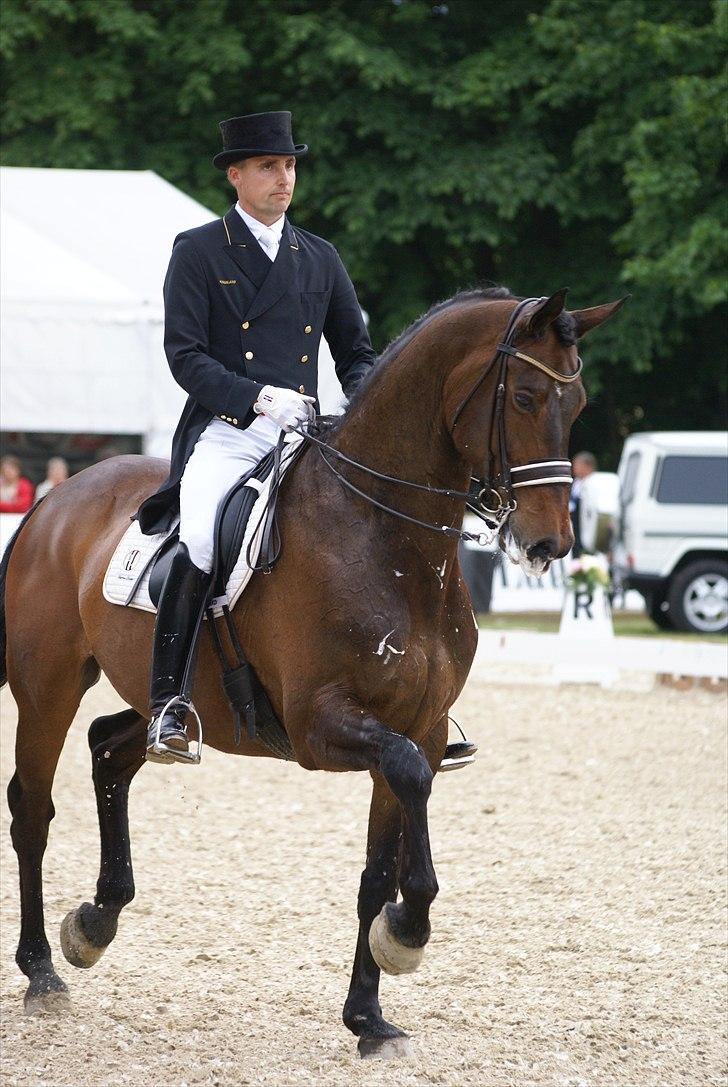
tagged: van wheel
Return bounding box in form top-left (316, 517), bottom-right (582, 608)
top-left (667, 560), bottom-right (728, 635)
top-left (647, 593), bottom-right (674, 630)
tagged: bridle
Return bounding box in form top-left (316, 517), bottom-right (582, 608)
top-left (295, 297), bottom-right (583, 547)
top-left (452, 296), bottom-right (582, 525)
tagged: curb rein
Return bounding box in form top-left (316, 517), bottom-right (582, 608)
top-left (296, 297), bottom-right (583, 546)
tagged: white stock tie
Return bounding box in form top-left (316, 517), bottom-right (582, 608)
top-left (257, 226), bottom-right (278, 261)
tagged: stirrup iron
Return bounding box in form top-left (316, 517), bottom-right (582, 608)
top-left (146, 696), bottom-right (204, 765)
top-left (439, 716), bottom-right (477, 773)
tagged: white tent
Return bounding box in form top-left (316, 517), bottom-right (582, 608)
top-left (0, 167), bottom-right (343, 458)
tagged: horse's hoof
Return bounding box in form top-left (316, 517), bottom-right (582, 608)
top-left (359, 1035), bottom-right (415, 1060)
top-left (24, 985), bottom-right (71, 1016)
top-left (60, 908), bottom-right (107, 968)
top-left (368, 904), bottom-right (425, 976)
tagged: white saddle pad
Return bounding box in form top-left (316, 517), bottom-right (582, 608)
top-left (103, 435), bottom-right (303, 617)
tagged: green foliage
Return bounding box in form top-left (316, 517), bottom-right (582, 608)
top-left (2, 0), bottom-right (725, 464)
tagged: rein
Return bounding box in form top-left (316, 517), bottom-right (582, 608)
top-left (295, 297), bottom-right (583, 546)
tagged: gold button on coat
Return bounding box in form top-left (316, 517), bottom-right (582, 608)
top-left (299, 385), bottom-right (306, 394)
top-left (245, 351), bottom-right (254, 360)
top-left (241, 321), bottom-right (250, 330)
top-left (304, 325), bottom-right (312, 334)
top-left (300, 354), bottom-right (309, 363)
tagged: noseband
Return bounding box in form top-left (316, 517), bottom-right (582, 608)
top-left (295, 297), bottom-right (583, 547)
top-left (452, 296), bottom-right (582, 523)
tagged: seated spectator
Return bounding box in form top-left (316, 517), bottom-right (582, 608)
top-left (34, 456), bottom-right (70, 501)
top-left (0, 455), bottom-right (34, 513)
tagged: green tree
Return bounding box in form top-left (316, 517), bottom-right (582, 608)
top-left (2, 0), bottom-right (725, 464)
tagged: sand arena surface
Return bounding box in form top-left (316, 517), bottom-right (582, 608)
top-left (1, 669), bottom-right (726, 1087)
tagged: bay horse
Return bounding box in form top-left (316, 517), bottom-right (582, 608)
top-left (1, 287), bottom-right (622, 1056)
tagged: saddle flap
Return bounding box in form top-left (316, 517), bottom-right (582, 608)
top-left (212, 447), bottom-right (279, 593)
top-left (147, 534), bottom-right (180, 609)
top-left (147, 448), bottom-right (280, 608)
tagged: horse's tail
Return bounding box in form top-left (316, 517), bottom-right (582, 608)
top-left (0, 498), bottom-right (46, 689)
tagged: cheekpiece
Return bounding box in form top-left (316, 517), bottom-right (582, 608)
top-left (213, 111), bottom-right (308, 170)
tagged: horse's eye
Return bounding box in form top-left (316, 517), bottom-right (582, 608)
top-left (514, 391), bottom-right (534, 410)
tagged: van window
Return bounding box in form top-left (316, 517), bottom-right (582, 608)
top-left (621, 452), bottom-right (641, 505)
top-left (655, 455), bottom-right (728, 505)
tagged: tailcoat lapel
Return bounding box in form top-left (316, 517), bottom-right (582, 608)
top-left (244, 218), bottom-right (300, 323)
top-left (221, 209), bottom-right (301, 321)
top-left (221, 206), bottom-right (270, 289)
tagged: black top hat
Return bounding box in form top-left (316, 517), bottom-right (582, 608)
top-left (213, 111), bottom-right (308, 170)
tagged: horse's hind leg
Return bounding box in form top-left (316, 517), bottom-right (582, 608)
top-left (342, 775), bottom-right (404, 1051)
top-left (8, 658), bottom-right (99, 1013)
top-left (60, 709), bottom-right (146, 969)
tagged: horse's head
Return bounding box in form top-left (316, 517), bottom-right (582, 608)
top-left (444, 290), bottom-right (626, 576)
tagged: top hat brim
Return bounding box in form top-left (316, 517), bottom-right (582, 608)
top-left (213, 143), bottom-right (308, 170)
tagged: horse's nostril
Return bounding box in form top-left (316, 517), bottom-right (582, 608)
top-left (528, 537), bottom-right (557, 562)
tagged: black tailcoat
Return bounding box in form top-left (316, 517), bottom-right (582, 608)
top-left (136, 206), bottom-right (375, 534)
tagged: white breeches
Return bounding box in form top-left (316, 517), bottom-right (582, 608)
top-left (179, 414), bottom-right (282, 573)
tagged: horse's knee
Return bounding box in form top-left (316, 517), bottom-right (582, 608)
top-left (380, 734), bottom-right (433, 804)
top-left (89, 709), bottom-right (145, 761)
top-left (88, 713), bottom-right (123, 752)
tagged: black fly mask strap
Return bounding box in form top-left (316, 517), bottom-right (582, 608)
top-left (452, 296), bottom-right (582, 519)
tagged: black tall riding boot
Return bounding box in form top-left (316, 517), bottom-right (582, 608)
top-left (146, 542), bottom-right (212, 765)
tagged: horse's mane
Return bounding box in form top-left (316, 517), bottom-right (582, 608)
top-left (340, 286), bottom-right (577, 418)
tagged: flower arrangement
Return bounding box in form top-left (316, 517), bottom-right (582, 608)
top-left (566, 552), bottom-right (611, 593)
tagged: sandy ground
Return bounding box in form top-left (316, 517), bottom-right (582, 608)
top-left (1, 666), bottom-right (726, 1087)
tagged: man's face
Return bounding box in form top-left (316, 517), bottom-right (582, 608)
top-left (572, 456), bottom-right (594, 480)
top-left (227, 155), bottom-right (296, 225)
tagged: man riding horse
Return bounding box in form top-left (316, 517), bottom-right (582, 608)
top-left (137, 111), bottom-right (375, 765)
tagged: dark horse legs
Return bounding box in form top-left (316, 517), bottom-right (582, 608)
top-left (7, 656), bottom-right (102, 1011)
top-left (312, 694), bottom-right (442, 1055)
top-left (60, 709), bottom-right (146, 968)
top-left (343, 776), bottom-right (402, 1048)
top-left (7, 767), bottom-right (69, 1011)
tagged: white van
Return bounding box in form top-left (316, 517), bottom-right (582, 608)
top-left (614, 432), bottom-right (728, 634)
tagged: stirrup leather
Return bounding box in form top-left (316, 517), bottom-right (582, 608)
top-left (146, 696), bottom-right (204, 765)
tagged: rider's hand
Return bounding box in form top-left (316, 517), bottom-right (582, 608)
top-left (254, 385), bottom-right (315, 432)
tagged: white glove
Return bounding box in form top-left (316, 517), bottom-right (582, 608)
top-left (254, 385), bottom-right (315, 432)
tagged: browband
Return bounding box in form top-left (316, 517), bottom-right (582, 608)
top-left (496, 343), bottom-right (583, 383)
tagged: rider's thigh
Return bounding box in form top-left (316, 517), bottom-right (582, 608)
top-left (179, 417), bottom-right (281, 572)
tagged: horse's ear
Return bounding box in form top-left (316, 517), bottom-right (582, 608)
top-left (523, 288), bottom-right (569, 337)
top-left (571, 296), bottom-right (629, 338)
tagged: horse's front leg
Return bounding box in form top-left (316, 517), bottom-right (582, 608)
top-left (342, 775), bottom-right (403, 1053)
top-left (368, 717), bottom-right (447, 982)
top-left (60, 709), bottom-right (146, 968)
top-left (311, 692), bottom-right (444, 1057)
